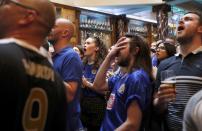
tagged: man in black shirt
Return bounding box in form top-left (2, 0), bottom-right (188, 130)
top-left (0, 0), bottom-right (67, 130)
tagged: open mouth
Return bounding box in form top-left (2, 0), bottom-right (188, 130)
top-left (84, 48), bottom-right (86, 52)
top-left (177, 26), bottom-right (184, 32)
top-left (151, 48), bottom-right (156, 53)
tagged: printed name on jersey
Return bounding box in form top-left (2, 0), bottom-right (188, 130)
top-left (22, 59), bottom-right (55, 81)
top-left (118, 84), bottom-right (125, 94)
top-left (107, 93), bottom-right (115, 110)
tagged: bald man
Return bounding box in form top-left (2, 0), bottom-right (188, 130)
top-left (0, 0), bottom-right (67, 131)
top-left (48, 18), bottom-right (83, 131)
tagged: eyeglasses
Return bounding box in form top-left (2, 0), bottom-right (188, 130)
top-left (156, 46), bottom-right (166, 51)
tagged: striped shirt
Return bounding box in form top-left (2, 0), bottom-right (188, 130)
top-left (156, 47), bottom-right (202, 131)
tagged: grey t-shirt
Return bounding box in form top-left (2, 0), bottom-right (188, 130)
top-left (183, 90), bottom-right (202, 131)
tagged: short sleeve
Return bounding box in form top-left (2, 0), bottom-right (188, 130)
top-left (125, 71), bottom-right (152, 111)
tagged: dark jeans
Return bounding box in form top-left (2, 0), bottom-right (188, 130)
top-left (80, 95), bottom-right (106, 131)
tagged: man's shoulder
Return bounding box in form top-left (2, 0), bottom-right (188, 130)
top-left (0, 41), bottom-right (20, 57)
top-left (184, 90), bottom-right (202, 126)
top-left (189, 90), bottom-right (202, 105)
top-left (160, 55), bottom-right (177, 65)
top-left (129, 69), bottom-right (150, 82)
top-left (64, 48), bottom-right (82, 62)
top-left (0, 40), bottom-right (16, 48)
top-left (63, 47), bottom-right (80, 57)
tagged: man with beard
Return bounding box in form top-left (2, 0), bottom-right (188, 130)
top-left (0, 0), bottom-right (67, 130)
top-left (91, 34), bottom-right (153, 131)
top-left (153, 11), bottom-right (202, 131)
top-left (48, 18), bottom-right (83, 131)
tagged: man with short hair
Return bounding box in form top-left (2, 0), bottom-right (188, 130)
top-left (153, 11), bottom-right (202, 131)
top-left (48, 18), bottom-right (83, 131)
top-left (0, 0), bottom-right (67, 131)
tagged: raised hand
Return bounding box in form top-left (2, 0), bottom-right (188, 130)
top-left (108, 37), bottom-right (127, 60)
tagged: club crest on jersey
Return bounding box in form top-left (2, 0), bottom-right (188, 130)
top-left (91, 69), bottom-right (97, 74)
top-left (107, 93), bottom-right (115, 110)
top-left (118, 84), bottom-right (125, 94)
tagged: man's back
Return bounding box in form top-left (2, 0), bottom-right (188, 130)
top-left (0, 39), bottom-right (67, 131)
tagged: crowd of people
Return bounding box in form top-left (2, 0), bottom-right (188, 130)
top-left (1, 0), bottom-right (202, 131)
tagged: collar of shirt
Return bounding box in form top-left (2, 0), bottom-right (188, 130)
top-left (0, 38), bottom-right (47, 57)
top-left (175, 46), bottom-right (202, 57)
top-left (52, 45), bottom-right (72, 57)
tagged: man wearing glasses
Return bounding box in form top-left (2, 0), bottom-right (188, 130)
top-left (0, 0), bottom-right (67, 131)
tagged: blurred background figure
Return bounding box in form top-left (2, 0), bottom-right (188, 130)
top-left (151, 41), bottom-right (157, 57)
top-left (151, 40), bottom-right (160, 67)
top-left (183, 90), bottom-right (202, 131)
top-left (73, 45), bottom-right (85, 60)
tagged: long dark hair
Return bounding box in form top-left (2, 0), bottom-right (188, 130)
top-left (161, 42), bottom-right (176, 57)
top-left (156, 41), bottom-right (176, 65)
top-left (83, 36), bottom-right (108, 70)
top-left (75, 45), bottom-right (84, 58)
top-left (125, 33), bottom-right (152, 79)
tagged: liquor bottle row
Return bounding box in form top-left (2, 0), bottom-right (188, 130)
top-left (80, 30), bottom-right (111, 48)
top-left (80, 18), bottom-right (111, 31)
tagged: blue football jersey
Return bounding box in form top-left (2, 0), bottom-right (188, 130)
top-left (101, 69), bottom-right (152, 130)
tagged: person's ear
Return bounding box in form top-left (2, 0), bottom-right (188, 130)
top-left (198, 25), bottom-right (202, 33)
top-left (18, 10), bottom-right (36, 26)
top-left (62, 29), bottom-right (69, 38)
top-left (62, 29), bottom-right (73, 40)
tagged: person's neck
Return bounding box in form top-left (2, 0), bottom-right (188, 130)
top-left (120, 67), bottom-right (127, 74)
top-left (54, 39), bottom-right (70, 53)
top-left (87, 55), bottom-right (96, 65)
top-left (179, 37), bottom-right (202, 58)
top-left (6, 33), bottom-right (44, 49)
